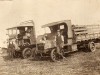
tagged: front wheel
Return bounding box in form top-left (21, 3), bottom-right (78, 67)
top-left (22, 48), bottom-right (33, 59)
top-left (50, 49), bottom-right (58, 62)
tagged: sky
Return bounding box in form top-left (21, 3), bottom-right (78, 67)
top-left (0, 0), bottom-right (100, 47)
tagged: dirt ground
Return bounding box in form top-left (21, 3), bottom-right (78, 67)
top-left (0, 44), bottom-right (100, 75)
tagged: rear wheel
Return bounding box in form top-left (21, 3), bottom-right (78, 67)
top-left (88, 41), bottom-right (96, 52)
top-left (22, 48), bottom-right (33, 59)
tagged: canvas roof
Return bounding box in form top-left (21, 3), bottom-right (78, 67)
top-left (7, 20), bottom-right (34, 30)
top-left (42, 20), bottom-right (71, 28)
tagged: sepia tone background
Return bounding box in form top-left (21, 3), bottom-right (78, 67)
top-left (0, 0), bottom-right (100, 75)
top-left (0, 0), bottom-right (100, 47)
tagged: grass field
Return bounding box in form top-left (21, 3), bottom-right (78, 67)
top-left (0, 44), bottom-right (100, 75)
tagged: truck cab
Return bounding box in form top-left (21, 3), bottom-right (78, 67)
top-left (41, 20), bottom-right (77, 52)
top-left (6, 20), bottom-right (36, 58)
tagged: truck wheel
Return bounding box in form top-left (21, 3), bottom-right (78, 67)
top-left (50, 49), bottom-right (58, 62)
top-left (22, 48), bottom-right (32, 59)
top-left (88, 42), bottom-right (96, 52)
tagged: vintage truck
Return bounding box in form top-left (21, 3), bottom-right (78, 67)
top-left (6, 20), bottom-right (100, 61)
top-left (36, 20), bottom-right (100, 61)
top-left (6, 20), bottom-right (36, 58)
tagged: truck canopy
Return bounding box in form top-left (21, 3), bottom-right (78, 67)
top-left (42, 20), bottom-right (71, 28)
top-left (6, 20), bottom-right (34, 30)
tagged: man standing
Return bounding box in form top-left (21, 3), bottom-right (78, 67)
top-left (55, 30), bottom-right (66, 60)
top-left (8, 41), bottom-right (15, 61)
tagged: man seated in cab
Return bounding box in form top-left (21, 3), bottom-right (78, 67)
top-left (23, 28), bottom-right (31, 45)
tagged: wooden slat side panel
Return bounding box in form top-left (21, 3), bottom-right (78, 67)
top-left (72, 25), bottom-right (100, 42)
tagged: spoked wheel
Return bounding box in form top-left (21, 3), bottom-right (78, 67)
top-left (50, 49), bottom-right (58, 62)
top-left (88, 42), bottom-right (96, 52)
top-left (22, 48), bottom-right (33, 59)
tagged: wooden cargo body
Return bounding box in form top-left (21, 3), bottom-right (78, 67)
top-left (73, 25), bottom-right (100, 42)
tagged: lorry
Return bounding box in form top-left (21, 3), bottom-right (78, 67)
top-left (6, 20), bottom-right (36, 58)
top-left (6, 20), bottom-right (100, 61)
top-left (36, 20), bottom-right (100, 61)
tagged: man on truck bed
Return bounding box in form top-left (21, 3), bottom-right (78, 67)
top-left (55, 30), bottom-right (66, 60)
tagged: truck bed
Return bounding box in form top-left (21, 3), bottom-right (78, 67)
top-left (72, 25), bottom-right (100, 42)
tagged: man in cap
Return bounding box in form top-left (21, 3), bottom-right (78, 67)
top-left (55, 30), bottom-right (66, 60)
